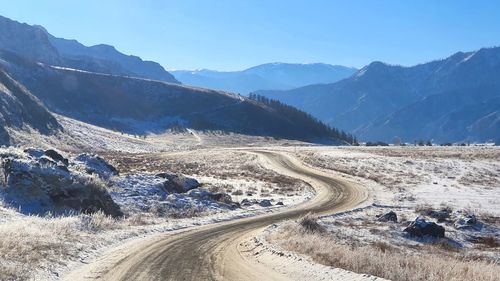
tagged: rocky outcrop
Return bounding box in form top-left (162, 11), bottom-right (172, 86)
top-left (259, 199), bottom-right (272, 207)
top-left (378, 211), bottom-right (398, 222)
top-left (454, 212), bottom-right (482, 230)
top-left (0, 148), bottom-right (122, 217)
top-left (74, 153), bottom-right (118, 179)
top-left (404, 217), bottom-right (445, 238)
top-left (156, 173), bottom-right (201, 193)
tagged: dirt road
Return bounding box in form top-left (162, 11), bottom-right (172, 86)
top-left (64, 150), bottom-right (369, 281)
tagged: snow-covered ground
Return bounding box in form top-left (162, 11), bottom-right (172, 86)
top-left (0, 141), bottom-right (313, 280)
top-left (293, 146), bottom-right (500, 214)
top-left (263, 146), bottom-right (499, 281)
top-left (2, 117), bottom-right (499, 281)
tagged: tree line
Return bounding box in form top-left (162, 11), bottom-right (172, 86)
top-left (248, 94), bottom-right (357, 144)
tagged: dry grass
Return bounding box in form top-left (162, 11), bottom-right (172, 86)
top-left (472, 236), bottom-right (500, 248)
top-left (298, 214), bottom-right (326, 234)
top-left (126, 213), bottom-right (154, 226)
top-left (0, 212), bottom-right (121, 280)
top-left (268, 222), bottom-right (500, 281)
top-left (105, 150), bottom-right (308, 196)
top-left (0, 216), bottom-right (81, 280)
top-left (296, 146), bottom-right (500, 190)
top-left (79, 211), bottom-right (120, 232)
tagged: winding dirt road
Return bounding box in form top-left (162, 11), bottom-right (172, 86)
top-left (64, 150), bottom-right (369, 281)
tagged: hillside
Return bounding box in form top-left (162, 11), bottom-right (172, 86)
top-left (172, 63), bottom-right (356, 94)
top-left (258, 47), bottom-right (500, 143)
top-left (0, 52), bottom-right (350, 143)
top-left (0, 68), bottom-right (60, 144)
top-left (0, 15), bottom-right (179, 83)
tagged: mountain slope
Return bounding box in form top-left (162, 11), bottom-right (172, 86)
top-left (0, 52), bottom-right (349, 143)
top-left (0, 68), bottom-right (60, 144)
top-left (44, 31), bottom-right (179, 83)
top-left (258, 47), bottom-right (500, 143)
top-left (0, 15), bottom-right (179, 84)
top-left (172, 63), bottom-right (356, 94)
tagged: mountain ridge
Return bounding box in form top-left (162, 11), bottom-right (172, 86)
top-left (172, 62), bottom-right (357, 94)
top-left (0, 51), bottom-right (351, 143)
top-left (0, 15), bottom-right (179, 83)
top-left (257, 47), bottom-right (500, 143)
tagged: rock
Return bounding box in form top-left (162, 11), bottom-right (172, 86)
top-left (75, 153), bottom-right (118, 178)
top-left (38, 155), bottom-right (57, 166)
top-left (454, 213), bottom-right (482, 230)
top-left (228, 202), bottom-right (241, 210)
top-left (259, 199), bottom-right (272, 207)
top-left (404, 217), bottom-right (445, 238)
top-left (24, 148), bottom-right (45, 158)
top-left (378, 211), bottom-right (398, 222)
top-left (187, 188), bottom-right (211, 200)
top-left (276, 201), bottom-right (284, 206)
top-left (44, 149), bottom-right (69, 166)
top-left (241, 199), bottom-right (254, 206)
top-left (241, 198), bottom-right (258, 206)
top-left (156, 173), bottom-right (200, 193)
top-left (428, 210), bottom-right (450, 222)
top-left (0, 154), bottom-right (122, 217)
top-left (209, 192), bottom-right (233, 204)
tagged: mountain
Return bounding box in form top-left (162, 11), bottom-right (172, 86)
top-left (0, 15), bottom-right (179, 84)
top-left (171, 63), bottom-right (357, 94)
top-left (0, 51), bottom-right (351, 143)
top-left (258, 47), bottom-right (500, 143)
top-left (0, 67), bottom-right (60, 144)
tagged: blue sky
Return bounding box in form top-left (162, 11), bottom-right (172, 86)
top-left (1, 0), bottom-right (499, 71)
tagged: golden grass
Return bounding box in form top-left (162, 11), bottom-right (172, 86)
top-left (0, 216), bottom-right (80, 280)
top-left (268, 222), bottom-right (500, 281)
top-left (0, 212), bottom-right (120, 280)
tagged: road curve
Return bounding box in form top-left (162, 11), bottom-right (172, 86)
top-left (64, 150), bottom-right (369, 281)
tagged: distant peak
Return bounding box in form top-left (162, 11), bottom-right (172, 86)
top-left (90, 44), bottom-right (117, 51)
top-left (32, 24), bottom-right (48, 33)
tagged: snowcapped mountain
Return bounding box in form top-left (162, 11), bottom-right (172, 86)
top-left (172, 63), bottom-right (357, 94)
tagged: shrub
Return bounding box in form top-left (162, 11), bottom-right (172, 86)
top-left (299, 214), bottom-right (326, 234)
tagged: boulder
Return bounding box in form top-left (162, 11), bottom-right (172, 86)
top-left (23, 148), bottom-right (45, 159)
top-left (0, 155), bottom-right (122, 217)
top-left (404, 217), bottom-right (445, 238)
top-left (209, 192), bottom-right (233, 204)
top-left (428, 210), bottom-right (450, 222)
top-left (156, 173), bottom-right (200, 193)
top-left (241, 198), bottom-right (258, 206)
top-left (454, 213), bottom-right (482, 230)
top-left (75, 153), bottom-right (119, 178)
top-left (44, 149), bottom-right (69, 166)
top-left (378, 211), bottom-right (398, 222)
top-left (259, 199), bottom-right (272, 207)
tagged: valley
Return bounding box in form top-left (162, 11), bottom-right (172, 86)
top-left (0, 8), bottom-right (498, 281)
top-left (0, 121), bottom-right (498, 280)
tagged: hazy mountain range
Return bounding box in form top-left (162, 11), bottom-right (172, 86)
top-left (0, 14), bottom-right (498, 144)
top-left (258, 48), bottom-right (500, 143)
top-left (0, 15), bottom-right (350, 144)
top-left (171, 63), bottom-right (357, 94)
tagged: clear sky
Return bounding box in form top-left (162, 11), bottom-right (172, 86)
top-left (1, 0), bottom-right (499, 71)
